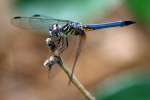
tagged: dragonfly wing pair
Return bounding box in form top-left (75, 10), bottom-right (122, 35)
top-left (11, 14), bottom-right (72, 33)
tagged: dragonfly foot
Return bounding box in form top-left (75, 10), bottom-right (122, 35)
top-left (43, 55), bottom-right (62, 71)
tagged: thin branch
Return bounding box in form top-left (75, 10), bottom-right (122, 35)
top-left (44, 56), bottom-right (96, 100)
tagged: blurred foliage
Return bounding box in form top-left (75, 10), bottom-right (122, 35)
top-left (94, 69), bottom-right (150, 100)
top-left (102, 84), bottom-right (150, 100)
top-left (126, 0), bottom-right (150, 24)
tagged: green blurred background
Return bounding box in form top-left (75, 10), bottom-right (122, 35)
top-left (0, 0), bottom-right (150, 100)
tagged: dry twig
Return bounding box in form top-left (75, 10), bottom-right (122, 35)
top-left (44, 55), bottom-right (96, 100)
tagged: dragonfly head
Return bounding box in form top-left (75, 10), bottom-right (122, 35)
top-left (48, 24), bottom-right (61, 37)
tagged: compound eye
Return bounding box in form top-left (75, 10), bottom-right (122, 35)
top-left (48, 24), bottom-right (62, 37)
top-left (48, 24), bottom-right (57, 36)
top-left (52, 24), bottom-right (59, 30)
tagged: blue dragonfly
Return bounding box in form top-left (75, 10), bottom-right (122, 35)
top-left (11, 14), bottom-right (135, 82)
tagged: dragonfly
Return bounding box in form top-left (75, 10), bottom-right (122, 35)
top-left (11, 14), bottom-right (135, 82)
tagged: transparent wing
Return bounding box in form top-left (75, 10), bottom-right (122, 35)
top-left (11, 14), bottom-right (73, 33)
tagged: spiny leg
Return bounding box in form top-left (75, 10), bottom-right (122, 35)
top-left (46, 37), bottom-right (68, 78)
top-left (54, 37), bottom-right (68, 56)
top-left (44, 37), bottom-right (61, 72)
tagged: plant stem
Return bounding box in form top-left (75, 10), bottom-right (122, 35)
top-left (57, 56), bottom-right (96, 100)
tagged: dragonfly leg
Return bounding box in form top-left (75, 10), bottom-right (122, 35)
top-left (60, 37), bottom-right (68, 52)
top-left (54, 37), bottom-right (68, 55)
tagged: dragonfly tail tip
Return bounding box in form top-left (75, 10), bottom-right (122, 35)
top-left (124, 21), bottom-right (136, 26)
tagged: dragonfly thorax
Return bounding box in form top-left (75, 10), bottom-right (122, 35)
top-left (48, 22), bottom-right (84, 38)
top-left (62, 22), bottom-right (84, 36)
